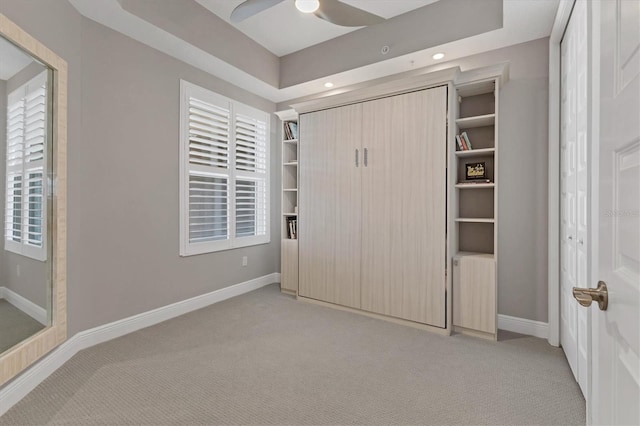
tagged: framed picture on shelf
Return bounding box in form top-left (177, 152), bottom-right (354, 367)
top-left (465, 162), bottom-right (487, 180)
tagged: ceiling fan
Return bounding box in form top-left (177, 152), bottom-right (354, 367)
top-left (230, 0), bottom-right (386, 27)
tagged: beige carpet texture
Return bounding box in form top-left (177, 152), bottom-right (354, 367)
top-left (0, 284), bottom-right (585, 425)
top-left (0, 300), bottom-right (45, 354)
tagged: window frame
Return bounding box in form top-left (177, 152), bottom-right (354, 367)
top-left (179, 80), bottom-right (270, 256)
top-left (4, 70), bottom-right (48, 262)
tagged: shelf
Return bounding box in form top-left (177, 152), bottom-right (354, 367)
top-left (455, 251), bottom-right (495, 260)
top-left (455, 218), bottom-right (495, 223)
top-left (456, 114), bottom-right (495, 129)
top-left (455, 147), bottom-right (495, 158)
top-left (283, 139), bottom-right (298, 143)
top-left (283, 188), bottom-right (298, 192)
top-left (456, 81), bottom-right (495, 98)
top-left (455, 183), bottom-right (495, 189)
top-left (283, 161), bottom-right (298, 166)
top-left (283, 213), bottom-right (298, 216)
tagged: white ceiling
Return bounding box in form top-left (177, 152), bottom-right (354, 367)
top-left (68, 0), bottom-right (560, 103)
top-left (195, 0), bottom-right (438, 56)
top-left (0, 36), bottom-right (34, 80)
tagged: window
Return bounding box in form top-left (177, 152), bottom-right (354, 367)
top-left (180, 81), bottom-right (270, 256)
top-left (4, 71), bottom-right (48, 261)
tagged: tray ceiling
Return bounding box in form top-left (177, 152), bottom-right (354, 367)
top-left (195, 0), bottom-right (438, 56)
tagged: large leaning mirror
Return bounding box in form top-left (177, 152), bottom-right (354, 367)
top-left (0, 13), bottom-right (67, 386)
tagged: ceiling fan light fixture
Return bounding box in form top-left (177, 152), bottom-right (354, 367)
top-left (295, 0), bottom-right (320, 13)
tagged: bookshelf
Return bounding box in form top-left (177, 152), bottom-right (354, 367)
top-left (451, 78), bottom-right (499, 341)
top-left (275, 109), bottom-right (299, 295)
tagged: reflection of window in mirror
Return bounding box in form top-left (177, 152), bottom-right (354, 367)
top-left (4, 69), bottom-right (48, 261)
top-left (0, 35), bottom-right (51, 356)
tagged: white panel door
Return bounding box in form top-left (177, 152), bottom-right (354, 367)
top-left (591, 0), bottom-right (640, 424)
top-left (574, 0), bottom-right (590, 397)
top-left (560, 3), bottom-right (580, 382)
top-left (561, 0), bottom-right (591, 396)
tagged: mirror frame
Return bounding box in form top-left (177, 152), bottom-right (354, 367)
top-left (0, 13), bottom-right (67, 386)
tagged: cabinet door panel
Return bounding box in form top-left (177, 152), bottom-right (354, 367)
top-left (361, 87), bottom-right (447, 326)
top-left (298, 104), bottom-right (362, 308)
top-left (281, 239), bottom-right (298, 293)
top-left (452, 256), bottom-right (496, 333)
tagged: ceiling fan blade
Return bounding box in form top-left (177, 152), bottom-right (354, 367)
top-left (230, 0), bottom-right (285, 23)
top-left (314, 0), bottom-right (386, 27)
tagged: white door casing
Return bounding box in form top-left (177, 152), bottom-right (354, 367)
top-left (591, 0), bottom-right (640, 424)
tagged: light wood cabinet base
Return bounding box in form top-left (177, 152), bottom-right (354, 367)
top-left (453, 325), bottom-right (497, 341)
top-left (281, 239), bottom-right (298, 294)
top-left (297, 296), bottom-right (451, 336)
top-left (452, 253), bottom-right (497, 338)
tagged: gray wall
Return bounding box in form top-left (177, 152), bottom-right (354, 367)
top-left (279, 38), bottom-right (550, 323)
top-left (0, 0), bottom-right (281, 339)
top-left (0, 62), bottom-right (49, 310)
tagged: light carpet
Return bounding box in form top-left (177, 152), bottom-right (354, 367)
top-left (0, 284), bottom-right (585, 425)
top-left (0, 300), bottom-right (45, 354)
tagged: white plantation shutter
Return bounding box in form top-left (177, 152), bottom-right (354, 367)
top-left (24, 85), bottom-right (46, 164)
top-left (6, 98), bottom-right (24, 168)
top-left (234, 108), bottom-right (267, 240)
top-left (188, 174), bottom-right (228, 242)
top-left (180, 81), bottom-right (270, 256)
top-left (188, 98), bottom-right (229, 169)
top-left (235, 112), bottom-right (267, 173)
top-left (25, 171), bottom-right (44, 246)
top-left (5, 97), bottom-right (24, 244)
top-left (5, 175), bottom-right (22, 243)
top-left (4, 71), bottom-right (47, 261)
top-left (186, 93), bottom-right (230, 249)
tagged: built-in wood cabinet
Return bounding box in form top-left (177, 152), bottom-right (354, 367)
top-left (275, 110), bottom-right (299, 295)
top-left (451, 78), bottom-right (500, 340)
top-left (299, 104), bottom-right (362, 308)
top-left (298, 86), bottom-right (448, 328)
top-left (283, 64), bottom-right (508, 338)
top-left (452, 253), bottom-right (496, 335)
top-left (360, 87), bottom-right (447, 326)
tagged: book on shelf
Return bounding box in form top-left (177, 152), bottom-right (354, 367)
top-left (283, 121), bottom-right (298, 141)
top-left (286, 216), bottom-right (297, 239)
top-left (455, 135), bottom-right (464, 151)
top-left (461, 131), bottom-right (473, 149)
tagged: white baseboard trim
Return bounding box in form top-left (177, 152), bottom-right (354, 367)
top-left (0, 273), bottom-right (280, 416)
top-left (0, 286), bottom-right (48, 325)
top-left (498, 314), bottom-right (549, 339)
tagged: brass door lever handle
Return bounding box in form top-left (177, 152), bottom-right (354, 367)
top-left (572, 281), bottom-right (608, 311)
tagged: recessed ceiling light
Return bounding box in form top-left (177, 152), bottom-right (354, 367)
top-left (295, 0), bottom-right (320, 13)
top-left (324, 82), bottom-right (334, 88)
top-left (432, 52), bottom-right (445, 60)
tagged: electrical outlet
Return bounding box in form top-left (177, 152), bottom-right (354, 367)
top-left (242, 256), bottom-right (248, 266)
